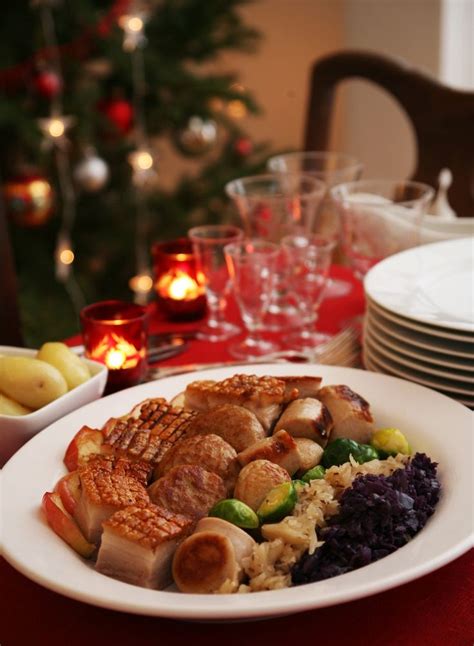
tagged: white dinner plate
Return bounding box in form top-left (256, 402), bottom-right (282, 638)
top-left (362, 353), bottom-right (474, 408)
top-left (366, 313), bottom-right (474, 370)
top-left (363, 344), bottom-right (474, 397)
top-left (367, 298), bottom-right (474, 343)
top-left (364, 328), bottom-right (474, 383)
top-left (2, 364), bottom-right (473, 621)
top-left (364, 237), bottom-right (474, 334)
top-left (366, 307), bottom-right (474, 359)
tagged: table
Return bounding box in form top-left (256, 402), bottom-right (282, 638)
top-left (1, 266), bottom-right (473, 646)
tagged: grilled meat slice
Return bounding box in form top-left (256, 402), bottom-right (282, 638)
top-left (317, 385), bottom-right (375, 444)
top-left (86, 454), bottom-right (153, 486)
top-left (74, 461), bottom-right (150, 544)
top-left (154, 434), bottom-right (240, 494)
top-left (148, 464), bottom-right (226, 520)
top-left (233, 459), bottom-right (291, 511)
top-left (184, 374), bottom-right (295, 431)
top-left (96, 504), bottom-right (193, 589)
top-left (102, 399), bottom-right (198, 466)
top-left (274, 397), bottom-right (333, 447)
top-left (172, 517), bottom-right (255, 593)
top-left (279, 376), bottom-right (322, 400)
top-left (186, 404), bottom-right (266, 452)
top-left (236, 430), bottom-right (301, 476)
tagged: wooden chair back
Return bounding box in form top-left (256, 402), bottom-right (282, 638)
top-left (304, 50), bottom-right (474, 217)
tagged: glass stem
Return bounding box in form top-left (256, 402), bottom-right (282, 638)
top-left (207, 292), bottom-right (227, 328)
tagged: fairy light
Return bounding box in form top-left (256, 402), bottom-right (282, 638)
top-left (129, 149), bottom-right (154, 171)
top-left (119, 11), bottom-right (148, 52)
top-left (59, 248), bottom-right (75, 265)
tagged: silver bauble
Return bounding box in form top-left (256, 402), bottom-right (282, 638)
top-left (175, 116), bottom-right (217, 156)
top-left (74, 154), bottom-right (109, 192)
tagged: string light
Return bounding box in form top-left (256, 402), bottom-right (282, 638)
top-left (38, 115), bottom-right (74, 145)
top-left (119, 12), bottom-right (148, 52)
top-left (128, 149), bottom-right (154, 171)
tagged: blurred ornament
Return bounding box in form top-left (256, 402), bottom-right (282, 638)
top-left (34, 69), bottom-right (62, 99)
top-left (99, 97), bottom-right (134, 135)
top-left (234, 137), bottom-right (253, 157)
top-left (174, 116), bottom-right (217, 157)
top-left (3, 172), bottom-right (54, 227)
top-left (74, 151), bottom-right (109, 192)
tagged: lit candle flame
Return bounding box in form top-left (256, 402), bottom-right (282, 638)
top-left (157, 269), bottom-right (202, 301)
top-left (92, 332), bottom-right (143, 370)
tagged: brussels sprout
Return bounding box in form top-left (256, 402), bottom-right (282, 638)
top-left (371, 428), bottom-right (411, 457)
top-left (322, 438), bottom-right (380, 468)
top-left (257, 481), bottom-right (297, 524)
top-left (208, 498), bottom-right (259, 529)
top-left (293, 479), bottom-right (307, 495)
top-left (301, 465), bottom-right (326, 483)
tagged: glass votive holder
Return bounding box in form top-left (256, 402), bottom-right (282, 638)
top-left (80, 300), bottom-right (149, 393)
top-left (152, 238), bottom-right (207, 320)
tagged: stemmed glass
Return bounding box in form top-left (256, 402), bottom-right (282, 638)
top-left (188, 224), bottom-right (244, 341)
top-left (224, 239), bottom-right (280, 359)
top-left (225, 173), bottom-right (326, 329)
top-left (267, 152), bottom-right (363, 297)
top-left (330, 179), bottom-right (435, 280)
top-left (281, 234), bottom-right (336, 351)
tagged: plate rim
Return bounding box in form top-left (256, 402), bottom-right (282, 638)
top-left (364, 328), bottom-right (474, 383)
top-left (363, 345), bottom-right (474, 399)
top-left (366, 298), bottom-right (474, 342)
top-left (2, 363), bottom-right (473, 620)
top-left (364, 237), bottom-right (474, 334)
top-left (366, 308), bottom-right (474, 359)
top-left (365, 317), bottom-right (474, 371)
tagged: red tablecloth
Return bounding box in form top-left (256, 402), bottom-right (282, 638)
top-left (1, 265), bottom-right (473, 646)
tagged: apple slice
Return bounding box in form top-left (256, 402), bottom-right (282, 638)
top-left (42, 492), bottom-right (95, 558)
top-left (55, 471), bottom-right (81, 515)
top-left (64, 425), bottom-right (105, 471)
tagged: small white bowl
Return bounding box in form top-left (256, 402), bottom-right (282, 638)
top-left (0, 345), bottom-right (108, 465)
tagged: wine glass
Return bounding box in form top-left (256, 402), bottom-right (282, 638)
top-left (225, 173), bottom-right (326, 330)
top-left (188, 224), bottom-right (244, 341)
top-left (330, 179), bottom-right (435, 280)
top-left (267, 152), bottom-right (363, 297)
top-left (224, 239), bottom-right (280, 359)
top-left (281, 234), bottom-right (336, 351)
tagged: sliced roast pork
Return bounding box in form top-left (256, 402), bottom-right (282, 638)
top-left (96, 504), bottom-right (193, 589)
top-left (74, 460), bottom-right (150, 544)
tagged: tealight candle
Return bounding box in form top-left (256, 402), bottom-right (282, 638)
top-left (152, 238), bottom-right (206, 320)
top-left (80, 300), bottom-right (149, 393)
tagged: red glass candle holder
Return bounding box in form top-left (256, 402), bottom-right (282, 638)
top-left (152, 238), bottom-right (207, 320)
top-left (80, 300), bottom-right (149, 393)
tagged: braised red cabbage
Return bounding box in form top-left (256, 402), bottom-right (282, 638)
top-left (291, 453), bottom-right (440, 584)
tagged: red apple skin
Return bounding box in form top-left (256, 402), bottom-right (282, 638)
top-left (42, 491), bottom-right (95, 558)
top-left (55, 471), bottom-right (81, 515)
top-left (64, 426), bottom-right (105, 471)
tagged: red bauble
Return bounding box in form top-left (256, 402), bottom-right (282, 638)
top-left (234, 137), bottom-right (253, 157)
top-left (3, 173), bottom-right (54, 227)
top-left (34, 70), bottom-right (62, 99)
top-left (99, 97), bottom-right (134, 135)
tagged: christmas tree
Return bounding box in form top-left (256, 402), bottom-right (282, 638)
top-left (1, 0), bottom-right (269, 346)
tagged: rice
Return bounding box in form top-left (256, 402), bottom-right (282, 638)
top-left (228, 454), bottom-right (409, 594)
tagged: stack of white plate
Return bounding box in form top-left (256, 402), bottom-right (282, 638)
top-left (363, 237), bottom-right (474, 408)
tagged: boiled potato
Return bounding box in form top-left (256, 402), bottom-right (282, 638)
top-left (37, 342), bottom-right (90, 390)
top-left (0, 392), bottom-right (32, 416)
top-left (0, 356), bottom-right (67, 409)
